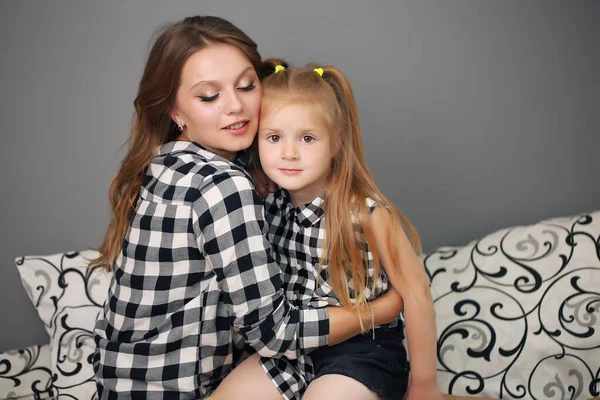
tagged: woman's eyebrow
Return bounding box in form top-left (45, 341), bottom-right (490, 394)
top-left (235, 66), bottom-right (256, 82)
top-left (190, 66), bottom-right (255, 90)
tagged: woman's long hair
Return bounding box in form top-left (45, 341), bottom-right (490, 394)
top-left (92, 16), bottom-right (265, 270)
top-left (261, 60), bottom-right (422, 325)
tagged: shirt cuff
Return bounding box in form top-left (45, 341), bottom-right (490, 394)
top-left (298, 306), bottom-right (329, 352)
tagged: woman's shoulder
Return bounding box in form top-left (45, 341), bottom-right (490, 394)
top-left (146, 145), bottom-right (254, 205)
top-left (156, 141), bottom-right (251, 180)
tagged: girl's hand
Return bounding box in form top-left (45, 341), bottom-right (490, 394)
top-left (249, 169), bottom-right (277, 198)
top-left (371, 288), bottom-right (403, 326)
top-left (328, 289), bottom-right (403, 345)
top-left (403, 381), bottom-right (443, 400)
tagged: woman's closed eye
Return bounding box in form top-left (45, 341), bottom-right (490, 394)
top-left (198, 93), bottom-right (219, 102)
top-left (238, 80), bottom-right (256, 92)
top-left (197, 81), bottom-right (256, 102)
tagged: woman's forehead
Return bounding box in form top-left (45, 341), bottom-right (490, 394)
top-left (180, 44), bottom-right (255, 88)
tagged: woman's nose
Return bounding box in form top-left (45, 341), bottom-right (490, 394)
top-left (223, 90), bottom-right (243, 114)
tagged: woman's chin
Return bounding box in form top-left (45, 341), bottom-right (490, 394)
top-left (227, 135), bottom-right (256, 152)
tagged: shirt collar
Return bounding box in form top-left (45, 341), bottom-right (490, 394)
top-left (277, 189), bottom-right (325, 228)
top-left (158, 140), bottom-right (248, 169)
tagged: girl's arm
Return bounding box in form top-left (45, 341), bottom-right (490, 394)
top-left (368, 207), bottom-right (441, 398)
top-left (328, 286), bottom-right (403, 345)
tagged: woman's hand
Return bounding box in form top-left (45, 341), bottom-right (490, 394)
top-left (371, 288), bottom-right (404, 327)
top-left (248, 169), bottom-right (277, 198)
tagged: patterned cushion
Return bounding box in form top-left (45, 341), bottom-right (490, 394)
top-left (426, 210), bottom-right (600, 400)
top-left (15, 250), bottom-right (111, 400)
top-left (0, 344), bottom-right (53, 399)
top-left (9, 212), bottom-right (600, 399)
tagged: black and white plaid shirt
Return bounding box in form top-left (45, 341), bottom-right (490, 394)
top-left (93, 141), bottom-right (329, 400)
top-left (260, 189), bottom-right (398, 400)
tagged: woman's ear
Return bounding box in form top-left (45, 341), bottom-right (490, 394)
top-left (169, 107), bottom-right (186, 131)
top-left (169, 108), bottom-right (180, 125)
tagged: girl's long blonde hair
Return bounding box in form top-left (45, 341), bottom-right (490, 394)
top-left (261, 59), bottom-right (422, 323)
top-left (92, 16), bottom-right (266, 270)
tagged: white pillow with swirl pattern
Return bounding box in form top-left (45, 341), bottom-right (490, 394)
top-left (426, 210), bottom-right (600, 400)
top-left (16, 250), bottom-right (111, 400)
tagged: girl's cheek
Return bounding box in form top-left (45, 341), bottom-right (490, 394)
top-left (263, 149), bottom-right (277, 165)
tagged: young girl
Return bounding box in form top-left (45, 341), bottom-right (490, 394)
top-left (91, 17), bottom-right (403, 399)
top-left (211, 60), bottom-right (450, 400)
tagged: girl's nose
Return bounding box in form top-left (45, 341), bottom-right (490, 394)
top-left (282, 141), bottom-right (299, 160)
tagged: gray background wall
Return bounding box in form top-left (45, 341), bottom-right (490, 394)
top-left (0, 1), bottom-right (598, 352)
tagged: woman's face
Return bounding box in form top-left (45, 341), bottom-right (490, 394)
top-left (171, 43), bottom-right (262, 161)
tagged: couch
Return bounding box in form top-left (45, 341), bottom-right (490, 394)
top-left (2, 210), bottom-right (599, 399)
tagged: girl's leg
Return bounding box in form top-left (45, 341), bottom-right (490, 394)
top-left (208, 353), bottom-right (283, 400)
top-left (303, 374), bottom-right (381, 400)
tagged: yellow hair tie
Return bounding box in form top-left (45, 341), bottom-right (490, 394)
top-left (274, 65), bottom-right (286, 73)
top-left (313, 67), bottom-right (324, 77)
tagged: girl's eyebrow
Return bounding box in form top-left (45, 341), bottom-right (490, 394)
top-left (190, 66), bottom-right (255, 90)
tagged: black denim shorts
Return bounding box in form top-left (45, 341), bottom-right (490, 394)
top-left (310, 324), bottom-right (410, 400)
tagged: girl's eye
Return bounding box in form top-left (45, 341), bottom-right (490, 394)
top-left (301, 135), bottom-right (314, 143)
top-left (198, 94), bottom-right (219, 102)
top-left (239, 80), bottom-right (256, 91)
top-left (267, 134), bottom-right (281, 143)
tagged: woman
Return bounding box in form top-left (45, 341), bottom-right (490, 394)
top-left (91, 16), bottom-right (402, 399)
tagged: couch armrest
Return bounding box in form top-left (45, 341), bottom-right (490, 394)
top-left (0, 344), bottom-right (54, 400)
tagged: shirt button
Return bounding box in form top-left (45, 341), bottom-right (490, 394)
top-left (293, 223), bottom-right (300, 233)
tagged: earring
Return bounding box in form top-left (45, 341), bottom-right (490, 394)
top-left (177, 122), bottom-right (184, 131)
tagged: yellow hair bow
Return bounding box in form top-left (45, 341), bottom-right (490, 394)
top-left (313, 67), bottom-right (324, 77)
top-left (274, 65), bottom-right (286, 73)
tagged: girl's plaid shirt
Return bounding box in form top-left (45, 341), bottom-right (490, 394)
top-left (260, 189), bottom-right (398, 400)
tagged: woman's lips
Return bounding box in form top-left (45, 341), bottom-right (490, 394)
top-left (222, 120), bottom-right (250, 135)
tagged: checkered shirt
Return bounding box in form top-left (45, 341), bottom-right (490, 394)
top-left (93, 141), bottom-right (329, 400)
top-left (260, 189), bottom-right (398, 400)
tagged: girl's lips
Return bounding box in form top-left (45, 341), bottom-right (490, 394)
top-left (279, 168), bottom-right (302, 175)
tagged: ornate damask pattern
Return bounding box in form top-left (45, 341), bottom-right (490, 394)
top-left (14, 250), bottom-right (109, 400)
top-left (0, 344), bottom-right (53, 399)
top-left (426, 212), bottom-right (600, 400)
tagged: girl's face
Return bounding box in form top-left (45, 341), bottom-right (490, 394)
top-left (258, 102), bottom-right (336, 205)
top-left (170, 43), bottom-right (262, 161)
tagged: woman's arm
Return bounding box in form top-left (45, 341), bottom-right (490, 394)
top-left (195, 170), bottom-right (328, 359)
top-left (368, 207), bottom-right (442, 398)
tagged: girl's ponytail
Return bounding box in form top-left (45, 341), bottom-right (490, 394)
top-left (261, 58), bottom-right (289, 78)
